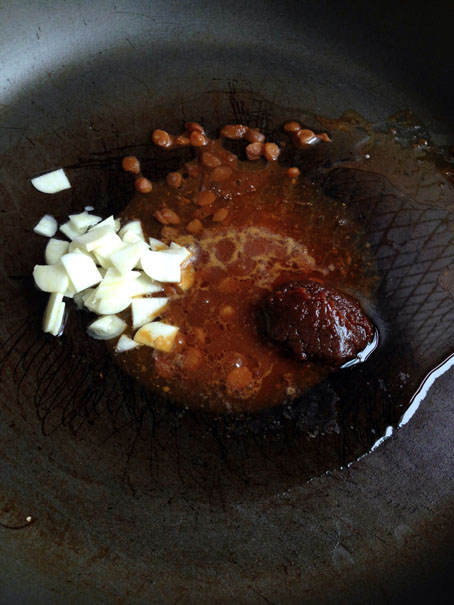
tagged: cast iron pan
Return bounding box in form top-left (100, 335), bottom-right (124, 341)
top-left (1, 1), bottom-right (453, 603)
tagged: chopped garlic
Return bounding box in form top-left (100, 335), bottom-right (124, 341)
top-left (96, 294), bottom-right (132, 315)
top-left (31, 168), bottom-right (71, 194)
top-left (67, 243), bottom-right (96, 260)
top-left (89, 215), bottom-right (118, 232)
top-left (45, 238), bottom-right (69, 265)
top-left (148, 237), bottom-right (167, 251)
top-left (69, 211), bottom-right (102, 231)
top-left (72, 291), bottom-right (86, 310)
top-left (141, 249), bottom-right (186, 283)
top-left (109, 241), bottom-right (145, 275)
top-left (31, 196), bottom-right (194, 341)
top-left (92, 233), bottom-right (125, 268)
top-left (122, 230), bottom-right (143, 244)
top-left (129, 273), bottom-right (163, 297)
top-left (87, 315), bottom-right (126, 340)
top-left (73, 224), bottom-right (116, 252)
top-left (59, 220), bottom-right (85, 241)
top-left (82, 289), bottom-right (101, 314)
top-left (60, 253), bottom-right (103, 293)
top-left (134, 321), bottom-right (179, 352)
top-left (90, 268), bottom-right (140, 314)
top-left (169, 242), bottom-right (192, 263)
top-left (131, 297), bottom-right (168, 329)
top-left (33, 214), bottom-right (58, 237)
top-left (62, 281), bottom-right (77, 299)
top-left (94, 268), bottom-right (140, 298)
top-left (119, 220), bottom-right (144, 242)
top-left (116, 334), bottom-right (140, 353)
top-left (178, 264), bottom-right (195, 292)
top-left (33, 262), bottom-right (69, 293)
top-left (42, 293), bottom-right (65, 335)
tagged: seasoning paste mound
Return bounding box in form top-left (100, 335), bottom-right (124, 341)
top-left (115, 120), bottom-right (377, 413)
top-left (259, 280), bottom-right (374, 366)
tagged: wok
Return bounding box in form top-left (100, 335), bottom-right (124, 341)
top-left (1, 1), bottom-right (453, 602)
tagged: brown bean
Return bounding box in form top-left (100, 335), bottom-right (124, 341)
top-left (121, 156), bottom-right (141, 174)
top-left (201, 152), bottom-right (221, 168)
top-left (220, 305), bottom-right (235, 318)
top-left (190, 131), bottom-right (208, 147)
top-left (220, 124), bottom-right (248, 140)
top-left (245, 142), bottom-right (264, 161)
top-left (224, 152), bottom-right (238, 164)
top-left (154, 357), bottom-right (174, 379)
top-left (186, 218), bottom-right (203, 234)
top-left (246, 128), bottom-right (265, 143)
top-left (193, 205), bottom-right (215, 219)
top-left (183, 347), bottom-right (203, 371)
top-left (194, 327), bottom-right (206, 344)
top-left (210, 166), bottom-right (233, 182)
top-left (226, 366), bottom-right (253, 391)
top-left (218, 276), bottom-right (238, 293)
top-left (317, 132), bottom-right (331, 142)
top-left (134, 177), bottom-right (153, 193)
top-left (264, 142), bottom-right (280, 161)
top-left (160, 226), bottom-right (179, 241)
top-left (154, 208), bottom-right (181, 225)
top-left (284, 121), bottom-right (302, 133)
top-left (177, 196), bottom-right (191, 205)
top-left (197, 190), bottom-right (216, 206)
top-left (297, 129), bottom-right (318, 145)
top-left (185, 121), bottom-right (204, 133)
top-left (175, 134), bottom-right (190, 146)
top-left (166, 171), bottom-right (183, 188)
top-left (185, 162), bottom-right (200, 178)
top-left (213, 207), bottom-right (229, 222)
top-left (152, 129), bottom-right (172, 148)
top-left (287, 166), bottom-right (301, 178)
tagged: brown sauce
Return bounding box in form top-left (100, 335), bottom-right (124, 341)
top-left (112, 122), bottom-right (378, 413)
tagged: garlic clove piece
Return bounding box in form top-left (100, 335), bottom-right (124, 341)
top-left (73, 224), bottom-right (116, 252)
top-left (59, 220), bottom-right (85, 241)
top-left (69, 211), bottom-right (102, 231)
top-left (134, 321), bottom-right (179, 352)
top-left (129, 273), bottom-right (163, 297)
top-left (45, 238), bottom-right (69, 265)
top-left (60, 253), bottom-right (103, 293)
top-left (42, 293), bottom-right (66, 336)
top-left (109, 241), bottom-right (145, 275)
top-left (87, 315), bottom-right (126, 340)
top-left (131, 297), bottom-right (168, 329)
top-left (31, 168), bottom-right (71, 194)
top-left (33, 214), bottom-right (58, 237)
top-left (33, 262), bottom-right (69, 293)
top-left (141, 249), bottom-right (182, 283)
top-left (116, 334), bottom-right (140, 352)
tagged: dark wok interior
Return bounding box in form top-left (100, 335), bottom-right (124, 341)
top-left (1, 1), bottom-right (453, 603)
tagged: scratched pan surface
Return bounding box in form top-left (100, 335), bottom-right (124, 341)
top-left (1, 1), bottom-right (454, 603)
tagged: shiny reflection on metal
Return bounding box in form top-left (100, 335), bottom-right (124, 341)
top-left (340, 328), bottom-right (380, 369)
top-left (399, 352), bottom-right (454, 428)
top-left (359, 351), bottom-right (454, 457)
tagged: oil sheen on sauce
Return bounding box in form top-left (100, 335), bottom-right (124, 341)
top-left (113, 123), bottom-right (378, 413)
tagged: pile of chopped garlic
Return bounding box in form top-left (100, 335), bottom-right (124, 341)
top-left (31, 170), bottom-right (192, 353)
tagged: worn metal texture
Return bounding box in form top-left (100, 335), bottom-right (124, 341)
top-left (0, 1), bottom-right (453, 603)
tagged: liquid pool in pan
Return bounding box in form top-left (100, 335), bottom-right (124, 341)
top-left (7, 108), bottom-right (454, 491)
top-left (112, 120), bottom-right (378, 413)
